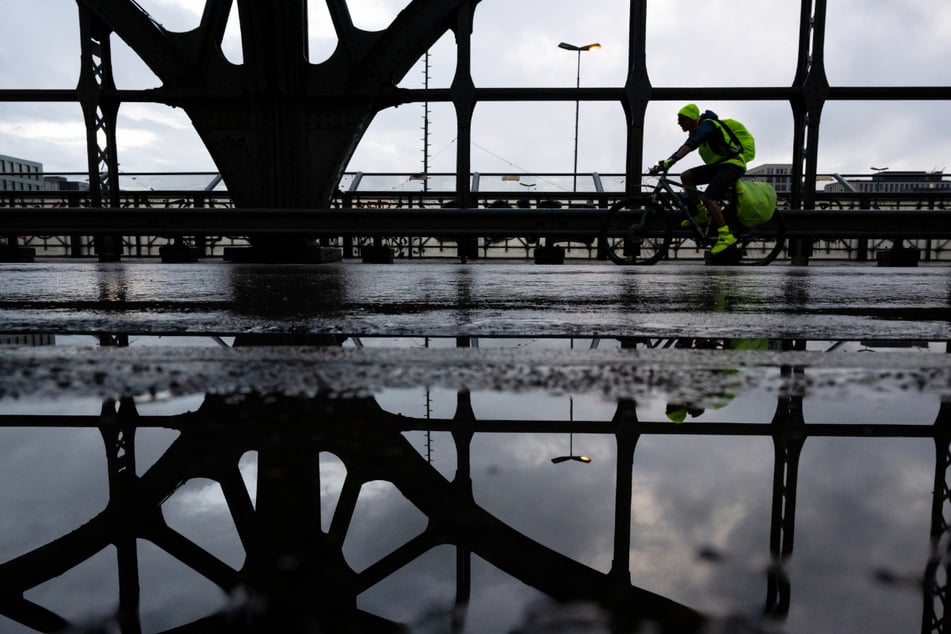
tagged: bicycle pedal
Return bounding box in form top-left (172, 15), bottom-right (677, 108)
top-left (626, 224), bottom-right (645, 244)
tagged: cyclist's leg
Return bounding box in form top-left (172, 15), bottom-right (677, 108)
top-left (681, 165), bottom-right (715, 215)
top-left (701, 165), bottom-right (744, 224)
top-left (703, 165), bottom-right (745, 253)
top-left (680, 165), bottom-right (717, 231)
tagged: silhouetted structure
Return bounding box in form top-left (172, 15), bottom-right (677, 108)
top-left (2, 1), bottom-right (948, 262)
top-left (2, 338), bottom-right (950, 632)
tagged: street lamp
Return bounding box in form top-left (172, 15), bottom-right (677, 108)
top-left (551, 396), bottom-right (592, 464)
top-left (551, 430), bottom-right (592, 463)
top-left (871, 166), bottom-right (889, 193)
top-left (551, 452), bottom-right (592, 464)
top-left (558, 41), bottom-right (601, 192)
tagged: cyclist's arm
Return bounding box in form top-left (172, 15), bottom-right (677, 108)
top-left (669, 144), bottom-right (693, 161)
top-left (671, 120), bottom-right (717, 160)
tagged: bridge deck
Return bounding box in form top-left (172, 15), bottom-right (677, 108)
top-left (1, 260), bottom-right (950, 403)
top-left (2, 207), bottom-right (951, 239)
top-left (0, 260), bottom-right (948, 340)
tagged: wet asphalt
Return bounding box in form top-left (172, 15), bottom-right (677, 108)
top-left (0, 259), bottom-right (948, 341)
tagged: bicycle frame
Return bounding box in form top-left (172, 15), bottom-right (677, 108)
top-left (649, 174), bottom-right (718, 245)
top-left (599, 169), bottom-right (786, 265)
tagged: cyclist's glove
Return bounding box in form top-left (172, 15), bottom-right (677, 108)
top-left (648, 157), bottom-right (677, 175)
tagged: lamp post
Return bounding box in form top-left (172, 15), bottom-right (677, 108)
top-left (558, 41), bottom-right (601, 192)
top-left (871, 166), bottom-right (889, 193)
top-left (551, 397), bottom-right (592, 464)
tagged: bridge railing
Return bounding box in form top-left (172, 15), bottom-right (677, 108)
top-left (2, 171), bottom-right (951, 262)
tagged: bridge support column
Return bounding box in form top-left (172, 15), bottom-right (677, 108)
top-left (77, 6), bottom-right (123, 262)
top-left (0, 234), bottom-right (35, 262)
top-left (876, 240), bottom-right (921, 267)
top-left (534, 244), bottom-right (566, 264)
top-left (765, 340), bottom-right (806, 618)
top-left (923, 374), bottom-right (951, 632)
top-left (360, 239), bottom-right (395, 263)
top-left (99, 397), bottom-right (142, 633)
top-left (451, 389), bottom-right (476, 632)
top-left (609, 399), bottom-right (638, 590)
top-left (789, 0), bottom-right (830, 267)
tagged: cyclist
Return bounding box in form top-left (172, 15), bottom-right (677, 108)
top-left (649, 104), bottom-right (751, 255)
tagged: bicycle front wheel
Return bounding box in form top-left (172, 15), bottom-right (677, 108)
top-left (600, 199), bottom-right (672, 265)
top-left (738, 212), bottom-right (786, 265)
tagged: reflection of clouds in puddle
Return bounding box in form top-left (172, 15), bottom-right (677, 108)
top-left (0, 428), bottom-right (108, 561)
top-left (239, 450), bottom-right (257, 506)
top-left (471, 432), bottom-right (617, 573)
top-left (400, 430), bottom-right (457, 480)
top-left (374, 385), bottom-right (460, 419)
top-left (319, 451), bottom-right (346, 531)
top-left (343, 479), bottom-right (428, 572)
top-left (135, 539), bottom-right (231, 631)
top-left (356, 546), bottom-right (457, 626)
top-left (469, 390), bottom-right (616, 421)
top-left (803, 378), bottom-right (942, 424)
top-left (21, 547), bottom-right (118, 632)
top-left (630, 436), bottom-right (773, 615)
top-left (790, 437), bottom-right (932, 633)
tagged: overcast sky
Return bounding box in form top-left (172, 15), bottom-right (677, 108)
top-left (1, 0), bottom-right (949, 182)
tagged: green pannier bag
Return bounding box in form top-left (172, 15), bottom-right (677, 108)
top-left (735, 179), bottom-right (776, 227)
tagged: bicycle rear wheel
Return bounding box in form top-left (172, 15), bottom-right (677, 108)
top-left (600, 199), bottom-right (672, 265)
top-left (737, 212), bottom-right (786, 265)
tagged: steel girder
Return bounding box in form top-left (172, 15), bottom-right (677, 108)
top-left (74, 0), bottom-right (480, 210)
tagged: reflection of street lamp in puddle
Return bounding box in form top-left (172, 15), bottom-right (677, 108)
top-left (551, 397), bottom-right (592, 464)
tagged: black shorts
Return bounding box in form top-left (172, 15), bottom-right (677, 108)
top-left (684, 163), bottom-right (745, 201)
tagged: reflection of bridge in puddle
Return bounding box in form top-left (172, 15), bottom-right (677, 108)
top-left (0, 336), bottom-right (949, 632)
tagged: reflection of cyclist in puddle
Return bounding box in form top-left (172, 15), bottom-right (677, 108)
top-left (664, 337), bottom-right (768, 423)
top-left (661, 270), bottom-right (769, 421)
top-left (665, 402), bottom-right (709, 423)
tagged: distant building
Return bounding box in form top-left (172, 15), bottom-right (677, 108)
top-left (0, 154), bottom-right (43, 191)
top-left (0, 155), bottom-right (88, 191)
top-left (43, 175), bottom-right (88, 191)
top-left (745, 164), bottom-right (793, 193)
top-left (822, 170), bottom-right (950, 193)
top-left (744, 164), bottom-right (951, 195)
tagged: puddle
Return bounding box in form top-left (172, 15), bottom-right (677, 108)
top-left (0, 335), bottom-right (947, 632)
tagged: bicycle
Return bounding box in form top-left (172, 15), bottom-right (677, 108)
top-left (599, 168), bottom-right (786, 265)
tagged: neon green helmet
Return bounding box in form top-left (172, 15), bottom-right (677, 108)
top-left (678, 103), bottom-right (700, 120)
top-left (665, 406), bottom-right (687, 423)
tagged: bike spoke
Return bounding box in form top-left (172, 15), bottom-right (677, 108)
top-left (600, 200), bottom-right (672, 265)
top-left (738, 213), bottom-right (786, 265)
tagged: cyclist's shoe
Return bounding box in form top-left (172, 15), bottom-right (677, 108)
top-left (679, 204), bottom-right (708, 228)
top-left (710, 225), bottom-right (737, 255)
